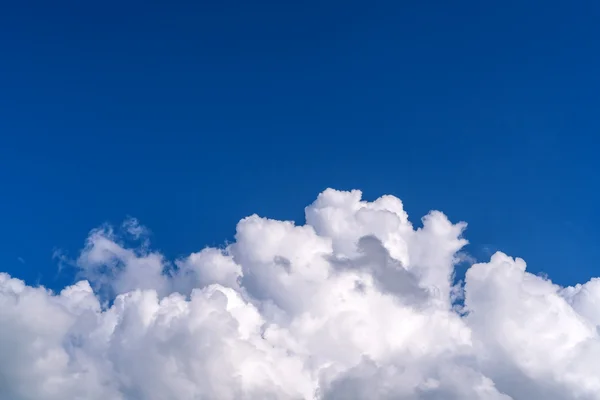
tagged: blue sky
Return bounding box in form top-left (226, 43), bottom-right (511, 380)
top-left (1, 1), bottom-right (599, 291)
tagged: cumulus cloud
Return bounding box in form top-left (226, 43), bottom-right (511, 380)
top-left (1, 188), bottom-right (600, 399)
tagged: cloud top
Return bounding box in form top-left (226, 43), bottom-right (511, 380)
top-left (1, 188), bottom-right (599, 399)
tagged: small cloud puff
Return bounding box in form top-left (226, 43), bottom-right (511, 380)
top-left (1, 189), bottom-right (599, 399)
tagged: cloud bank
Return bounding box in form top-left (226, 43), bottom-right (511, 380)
top-left (2, 189), bottom-right (600, 399)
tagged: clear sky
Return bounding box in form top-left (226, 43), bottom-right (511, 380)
top-left (1, 0), bottom-right (599, 291)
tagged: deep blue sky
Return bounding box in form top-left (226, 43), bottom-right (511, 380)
top-left (1, 1), bottom-right (599, 290)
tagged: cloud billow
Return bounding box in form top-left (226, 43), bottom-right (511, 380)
top-left (1, 188), bottom-right (599, 399)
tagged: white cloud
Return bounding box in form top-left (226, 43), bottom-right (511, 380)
top-left (1, 188), bottom-right (600, 399)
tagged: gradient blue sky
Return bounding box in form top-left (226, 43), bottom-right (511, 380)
top-left (1, 1), bottom-right (599, 290)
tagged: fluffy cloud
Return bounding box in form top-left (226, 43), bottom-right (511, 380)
top-left (1, 188), bottom-right (599, 399)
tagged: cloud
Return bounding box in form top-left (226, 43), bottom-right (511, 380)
top-left (1, 188), bottom-right (600, 399)
top-left (121, 217), bottom-right (150, 240)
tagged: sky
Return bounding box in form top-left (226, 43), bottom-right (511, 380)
top-left (1, 1), bottom-right (600, 289)
top-left (2, 2), bottom-right (600, 399)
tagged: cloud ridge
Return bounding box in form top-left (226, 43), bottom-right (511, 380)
top-left (1, 188), bottom-right (599, 399)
